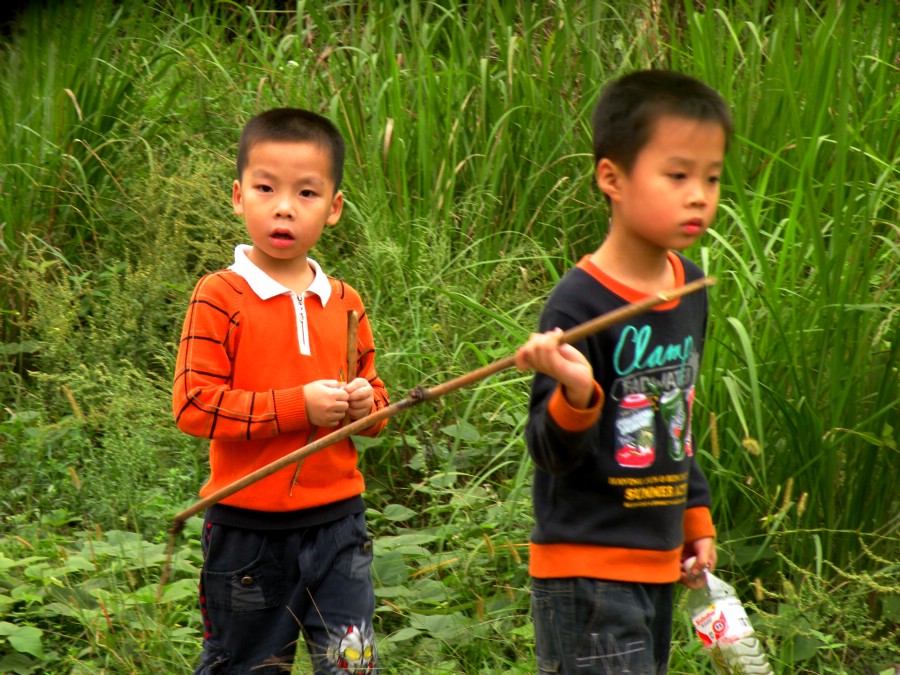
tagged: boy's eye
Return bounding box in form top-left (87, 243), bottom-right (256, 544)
top-left (256, 184), bottom-right (273, 193)
top-left (668, 172), bottom-right (687, 181)
top-left (299, 189), bottom-right (317, 198)
top-left (707, 176), bottom-right (721, 185)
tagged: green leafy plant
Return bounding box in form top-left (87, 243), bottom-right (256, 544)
top-left (1, 0), bottom-right (897, 672)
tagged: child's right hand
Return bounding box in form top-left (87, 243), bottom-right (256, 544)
top-left (303, 379), bottom-right (350, 427)
top-left (515, 328), bottom-right (595, 409)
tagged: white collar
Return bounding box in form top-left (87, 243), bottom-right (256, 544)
top-left (229, 244), bottom-right (332, 305)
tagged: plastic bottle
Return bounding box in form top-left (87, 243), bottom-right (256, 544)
top-left (683, 557), bottom-right (774, 674)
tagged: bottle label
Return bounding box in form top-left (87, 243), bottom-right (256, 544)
top-left (691, 596), bottom-right (755, 647)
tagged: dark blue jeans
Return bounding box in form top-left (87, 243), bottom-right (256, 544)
top-left (194, 512), bottom-right (376, 674)
top-left (531, 577), bottom-right (674, 674)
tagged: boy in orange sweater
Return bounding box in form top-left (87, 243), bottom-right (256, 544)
top-left (173, 108), bottom-right (389, 674)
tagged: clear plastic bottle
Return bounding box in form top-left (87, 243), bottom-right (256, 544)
top-left (683, 557), bottom-right (774, 674)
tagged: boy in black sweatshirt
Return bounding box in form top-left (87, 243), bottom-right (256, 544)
top-left (515, 70), bottom-right (733, 675)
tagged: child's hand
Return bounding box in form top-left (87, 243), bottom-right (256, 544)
top-left (680, 537), bottom-right (717, 588)
top-left (304, 379), bottom-right (350, 427)
top-left (515, 328), bottom-right (594, 408)
top-left (344, 377), bottom-right (374, 421)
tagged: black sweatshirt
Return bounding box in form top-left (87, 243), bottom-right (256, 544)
top-left (525, 252), bottom-right (715, 583)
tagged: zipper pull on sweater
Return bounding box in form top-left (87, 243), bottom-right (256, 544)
top-left (295, 293), bottom-right (311, 356)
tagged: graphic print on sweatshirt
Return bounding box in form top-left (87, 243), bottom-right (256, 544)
top-left (609, 323), bottom-right (699, 469)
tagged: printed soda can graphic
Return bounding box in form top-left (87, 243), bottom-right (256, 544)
top-left (660, 388), bottom-right (686, 460)
top-left (615, 393), bottom-right (655, 468)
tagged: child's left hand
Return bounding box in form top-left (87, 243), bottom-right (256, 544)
top-left (344, 377), bottom-right (374, 420)
top-left (681, 537), bottom-right (717, 588)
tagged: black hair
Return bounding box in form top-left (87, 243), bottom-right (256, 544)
top-left (236, 108), bottom-right (345, 191)
top-left (592, 70), bottom-right (733, 173)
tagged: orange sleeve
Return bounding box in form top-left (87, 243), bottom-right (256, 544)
top-left (172, 274), bottom-right (308, 440)
top-left (683, 506), bottom-right (716, 544)
top-left (547, 381), bottom-right (604, 432)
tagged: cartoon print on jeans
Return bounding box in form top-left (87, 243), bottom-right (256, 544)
top-left (326, 623), bottom-right (375, 673)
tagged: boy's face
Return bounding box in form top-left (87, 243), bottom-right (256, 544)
top-left (232, 139), bottom-right (343, 266)
top-left (598, 115), bottom-right (725, 252)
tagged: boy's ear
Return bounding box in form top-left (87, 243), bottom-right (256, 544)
top-left (596, 158), bottom-right (624, 202)
top-left (232, 180), bottom-right (244, 216)
top-left (325, 190), bottom-right (344, 226)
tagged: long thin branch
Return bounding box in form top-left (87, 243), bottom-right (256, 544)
top-left (157, 276), bottom-right (714, 597)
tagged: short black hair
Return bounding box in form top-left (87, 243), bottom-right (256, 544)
top-left (236, 108), bottom-right (345, 191)
top-left (592, 70), bottom-right (733, 173)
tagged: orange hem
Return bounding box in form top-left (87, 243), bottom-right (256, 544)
top-left (529, 542), bottom-right (685, 583)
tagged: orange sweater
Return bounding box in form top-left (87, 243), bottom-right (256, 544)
top-left (173, 259), bottom-right (389, 512)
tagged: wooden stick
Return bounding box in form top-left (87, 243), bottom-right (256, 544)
top-left (342, 310), bottom-right (359, 421)
top-left (157, 276), bottom-right (714, 596)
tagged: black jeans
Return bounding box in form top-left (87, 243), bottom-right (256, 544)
top-left (531, 577), bottom-right (674, 674)
top-left (194, 511), bottom-right (376, 674)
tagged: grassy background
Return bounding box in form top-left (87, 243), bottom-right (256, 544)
top-left (0, 1), bottom-right (897, 673)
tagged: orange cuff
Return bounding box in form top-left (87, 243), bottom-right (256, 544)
top-left (683, 506), bottom-right (716, 544)
top-left (273, 385), bottom-right (308, 432)
top-left (547, 382), bottom-right (604, 432)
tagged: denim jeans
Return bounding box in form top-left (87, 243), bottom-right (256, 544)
top-left (194, 512), bottom-right (376, 674)
top-left (531, 577), bottom-right (674, 675)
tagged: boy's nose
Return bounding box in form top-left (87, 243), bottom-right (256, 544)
top-left (687, 183), bottom-right (708, 206)
top-left (274, 196), bottom-right (295, 218)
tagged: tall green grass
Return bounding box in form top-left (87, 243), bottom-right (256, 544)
top-left (686, 0), bottom-right (899, 565)
top-left (0, 1), bottom-right (897, 672)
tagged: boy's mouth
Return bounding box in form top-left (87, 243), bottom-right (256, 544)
top-left (271, 230), bottom-right (294, 240)
top-left (682, 219), bottom-right (704, 234)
